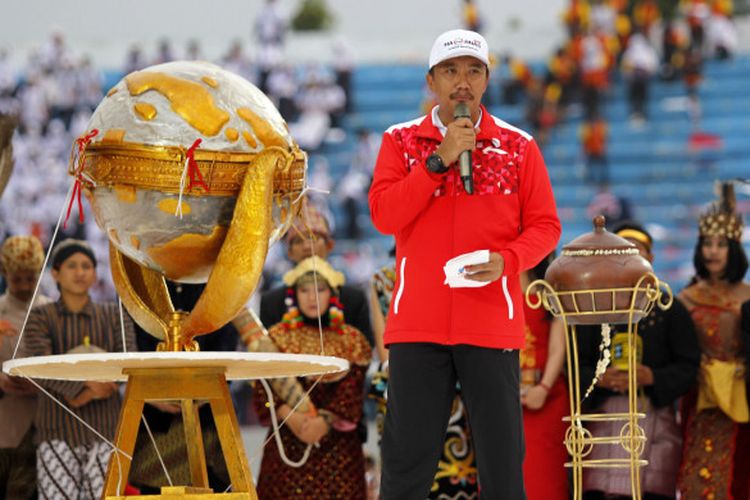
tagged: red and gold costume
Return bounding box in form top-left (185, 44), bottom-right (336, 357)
top-left (253, 311), bottom-right (371, 499)
top-left (677, 183), bottom-right (750, 499)
top-left (677, 282), bottom-right (750, 498)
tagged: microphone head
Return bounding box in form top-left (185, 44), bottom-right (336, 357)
top-left (453, 102), bottom-right (471, 120)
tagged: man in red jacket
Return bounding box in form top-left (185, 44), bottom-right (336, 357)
top-left (369, 29), bottom-right (561, 499)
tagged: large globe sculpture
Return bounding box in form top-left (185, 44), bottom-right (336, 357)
top-left (73, 61), bottom-right (306, 348)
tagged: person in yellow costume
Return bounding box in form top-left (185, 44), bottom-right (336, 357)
top-left (677, 182), bottom-right (750, 499)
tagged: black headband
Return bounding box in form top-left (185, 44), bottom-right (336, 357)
top-left (51, 239), bottom-right (97, 269)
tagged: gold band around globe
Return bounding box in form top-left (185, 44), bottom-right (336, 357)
top-left (77, 141), bottom-right (306, 197)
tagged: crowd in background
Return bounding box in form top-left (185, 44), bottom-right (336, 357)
top-left (493, 0), bottom-right (738, 165)
top-left (1, 2), bottom-right (750, 497)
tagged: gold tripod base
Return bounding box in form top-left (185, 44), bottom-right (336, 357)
top-left (111, 486), bottom-right (251, 499)
top-left (103, 367), bottom-right (257, 500)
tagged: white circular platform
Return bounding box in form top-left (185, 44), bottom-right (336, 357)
top-left (2, 351), bottom-right (349, 382)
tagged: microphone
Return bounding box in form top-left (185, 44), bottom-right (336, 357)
top-left (453, 102), bottom-right (474, 195)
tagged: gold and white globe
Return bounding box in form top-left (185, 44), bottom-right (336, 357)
top-left (79, 61), bottom-right (306, 283)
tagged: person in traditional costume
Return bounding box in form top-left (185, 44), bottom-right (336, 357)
top-left (20, 239), bottom-right (137, 499)
top-left (253, 256), bottom-right (371, 499)
top-left (519, 253), bottom-right (569, 499)
top-left (259, 199), bottom-right (373, 347)
top-left (0, 235), bottom-right (50, 499)
top-left (578, 221), bottom-right (700, 499)
top-left (676, 183), bottom-right (750, 499)
top-left (368, 249), bottom-right (479, 499)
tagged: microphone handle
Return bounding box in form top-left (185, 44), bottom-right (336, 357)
top-left (463, 175), bottom-right (473, 194)
top-left (459, 150), bottom-right (473, 195)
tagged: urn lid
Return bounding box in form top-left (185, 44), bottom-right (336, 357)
top-left (560, 215), bottom-right (640, 256)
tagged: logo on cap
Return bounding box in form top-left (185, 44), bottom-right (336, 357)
top-left (429, 29), bottom-right (489, 69)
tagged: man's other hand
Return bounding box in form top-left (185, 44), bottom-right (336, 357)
top-left (464, 252), bottom-right (504, 283)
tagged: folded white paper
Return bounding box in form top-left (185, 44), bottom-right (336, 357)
top-left (443, 249), bottom-right (491, 288)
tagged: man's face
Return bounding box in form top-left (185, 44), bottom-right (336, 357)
top-left (426, 56), bottom-right (488, 120)
top-left (4, 269), bottom-right (39, 303)
top-left (287, 231), bottom-right (333, 263)
top-left (51, 253), bottom-right (96, 297)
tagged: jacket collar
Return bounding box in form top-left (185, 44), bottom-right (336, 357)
top-left (416, 104), bottom-right (498, 142)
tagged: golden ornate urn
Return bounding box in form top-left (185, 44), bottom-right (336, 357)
top-left (73, 61), bottom-right (306, 350)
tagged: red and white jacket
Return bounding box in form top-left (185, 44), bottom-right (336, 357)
top-left (369, 105), bottom-right (561, 349)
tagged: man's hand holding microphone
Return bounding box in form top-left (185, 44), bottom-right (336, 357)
top-left (431, 103), bottom-right (478, 195)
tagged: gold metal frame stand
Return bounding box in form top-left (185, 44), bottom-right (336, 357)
top-left (103, 367), bottom-right (257, 499)
top-left (526, 274), bottom-right (672, 500)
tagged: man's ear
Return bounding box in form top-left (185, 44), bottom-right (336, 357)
top-left (51, 268), bottom-right (59, 283)
top-left (426, 72), bottom-right (435, 94)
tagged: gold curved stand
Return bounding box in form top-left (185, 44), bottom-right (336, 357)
top-left (526, 274), bottom-right (672, 500)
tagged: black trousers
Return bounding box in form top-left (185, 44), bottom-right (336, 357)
top-left (380, 343), bottom-right (526, 500)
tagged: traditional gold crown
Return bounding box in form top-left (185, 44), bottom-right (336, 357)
top-left (283, 256), bottom-right (346, 289)
top-left (699, 182), bottom-right (744, 241)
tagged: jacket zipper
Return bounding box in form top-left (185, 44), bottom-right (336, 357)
top-left (448, 183), bottom-right (456, 341)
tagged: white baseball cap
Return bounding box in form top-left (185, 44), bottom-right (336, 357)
top-left (429, 29), bottom-right (489, 70)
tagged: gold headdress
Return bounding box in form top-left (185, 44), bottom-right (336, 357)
top-left (699, 181), bottom-right (744, 241)
top-left (282, 256), bottom-right (345, 289)
top-left (0, 235), bottom-right (45, 275)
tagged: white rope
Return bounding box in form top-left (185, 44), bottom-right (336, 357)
top-left (259, 378), bottom-right (313, 468)
top-left (289, 199), bottom-right (327, 355)
top-left (291, 184), bottom-right (329, 206)
top-left (247, 374), bottom-right (324, 471)
top-left (246, 308), bottom-right (269, 336)
top-left (12, 368), bottom-right (132, 462)
top-left (241, 195), bottom-right (332, 473)
top-left (11, 182), bottom-right (74, 360)
top-left (141, 413), bottom-right (174, 486)
top-left (175, 154), bottom-right (189, 219)
top-left (302, 197), bottom-right (327, 356)
top-left (117, 298), bottom-right (127, 353)
top-left (114, 451), bottom-right (124, 497)
top-left (8, 178), bottom-right (131, 493)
